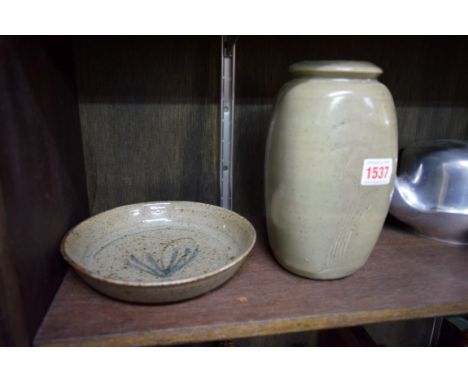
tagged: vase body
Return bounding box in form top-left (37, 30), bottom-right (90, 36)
top-left (265, 61), bottom-right (398, 279)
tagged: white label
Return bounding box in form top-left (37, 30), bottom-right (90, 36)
top-left (361, 158), bottom-right (393, 186)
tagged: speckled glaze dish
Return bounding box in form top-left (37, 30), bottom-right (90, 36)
top-left (61, 201), bottom-right (256, 303)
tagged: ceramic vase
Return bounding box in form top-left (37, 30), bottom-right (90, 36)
top-left (265, 61), bottom-right (398, 279)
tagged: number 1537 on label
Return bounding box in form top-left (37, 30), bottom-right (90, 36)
top-left (361, 158), bottom-right (393, 186)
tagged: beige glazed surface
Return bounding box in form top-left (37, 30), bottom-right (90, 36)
top-left (61, 201), bottom-right (256, 303)
top-left (265, 61), bottom-right (398, 279)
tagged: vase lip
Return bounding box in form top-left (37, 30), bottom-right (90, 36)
top-left (289, 60), bottom-right (383, 79)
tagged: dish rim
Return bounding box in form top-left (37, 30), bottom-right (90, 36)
top-left (61, 201), bottom-right (256, 288)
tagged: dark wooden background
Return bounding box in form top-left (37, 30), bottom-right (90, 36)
top-left (74, 36), bottom-right (220, 215)
top-left (0, 37), bottom-right (89, 345)
top-left (233, 36), bottom-right (468, 215)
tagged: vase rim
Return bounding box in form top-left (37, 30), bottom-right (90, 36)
top-left (289, 61), bottom-right (383, 79)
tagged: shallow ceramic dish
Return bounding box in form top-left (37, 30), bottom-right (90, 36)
top-left (61, 201), bottom-right (256, 303)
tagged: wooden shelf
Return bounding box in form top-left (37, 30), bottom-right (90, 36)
top-left (34, 219), bottom-right (468, 346)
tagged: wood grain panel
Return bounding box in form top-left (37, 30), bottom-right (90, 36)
top-left (34, 219), bottom-right (468, 346)
top-left (0, 37), bottom-right (89, 344)
top-left (234, 36), bottom-right (468, 216)
top-left (74, 36), bottom-right (220, 214)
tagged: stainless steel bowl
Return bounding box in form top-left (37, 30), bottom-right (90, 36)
top-left (390, 139), bottom-right (468, 244)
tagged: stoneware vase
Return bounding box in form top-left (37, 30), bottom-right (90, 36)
top-left (265, 61), bottom-right (398, 279)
